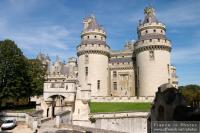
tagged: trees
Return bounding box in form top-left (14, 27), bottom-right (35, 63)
top-left (28, 59), bottom-right (46, 96)
top-left (0, 39), bottom-right (45, 106)
top-left (0, 40), bottom-right (30, 101)
top-left (179, 84), bottom-right (200, 105)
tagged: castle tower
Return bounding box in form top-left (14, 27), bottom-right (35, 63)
top-left (135, 6), bottom-right (172, 96)
top-left (77, 15), bottom-right (110, 96)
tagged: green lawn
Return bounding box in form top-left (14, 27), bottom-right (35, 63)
top-left (89, 102), bottom-right (151, 113)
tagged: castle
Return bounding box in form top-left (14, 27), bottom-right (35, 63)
top-left (36, 6), bottom-right (178, 125)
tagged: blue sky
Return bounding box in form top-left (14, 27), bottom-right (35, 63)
top-left (0, 0), bottom-right (199, 86)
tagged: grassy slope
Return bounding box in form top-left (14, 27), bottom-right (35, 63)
top-left (89, 102), bottom-right (151, 113)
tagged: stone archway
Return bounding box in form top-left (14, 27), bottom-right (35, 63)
top-left (48, 95), bottom-right (66, 117)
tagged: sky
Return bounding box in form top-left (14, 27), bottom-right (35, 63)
top-left (0, 0), bottom-right (199, 86)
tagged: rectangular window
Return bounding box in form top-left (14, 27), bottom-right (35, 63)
top-left (113, 82), bottom-right (117, 90)
top-left (51, 83), bottom-right (55, 88)
top-left (167, 64), bottom-right (170, 74)
top-left (149, 50), bottom-right (155, 61)
top-left (97, 80), bottom-right (100, 89)
top-left (66, 85), bottom-right (68, 90)
top-left (60, 83), bottom-right (64, 88)
top-left (113, 71), bottom-right (117, 77)
top-left (85, 55), bottom-right (89, 64)
top-left (85, 67), bottom-right (88, 76)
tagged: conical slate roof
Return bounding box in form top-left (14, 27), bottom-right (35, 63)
top-left (83, 15), bottom-right (104, 31)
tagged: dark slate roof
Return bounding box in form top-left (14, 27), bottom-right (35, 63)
top-left (139, 33), bottom-right (167, 41)
top-left (109, 57), bottom-right (133, 63)
top-left (81, 39), bottom-right (107, 45)
top-left (87, 18), bottom-right (99, 30)
top-left (60, 66), bottom-right (69, 75)
top-left (85, 16), bottom-right (104, 31)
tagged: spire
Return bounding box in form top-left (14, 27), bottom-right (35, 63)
top-left (142, 6), bottom-right (158, 24)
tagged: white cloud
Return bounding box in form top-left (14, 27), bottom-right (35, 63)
top-left (172, 44), bottom-right (200, 64)
top-left (157, 1), bottom-right (200, 26)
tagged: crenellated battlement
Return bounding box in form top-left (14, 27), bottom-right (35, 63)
top-left (45, 74), bottom-right (77, 81)
top-left (138, 22), bottom-right (165, 30)
top-left (135, 38), bottom-right (171, 48)
top-left (81, 29), bottom-right (106, 36)
top-left (77, 43), bottom-right (110, 56)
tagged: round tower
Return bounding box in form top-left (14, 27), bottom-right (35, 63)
top-left (135, 7), bottom-right (172, 96)
top-left (77, 15), bottom-right (110, 96)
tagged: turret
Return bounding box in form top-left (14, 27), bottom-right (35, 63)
top-left (135, 6), bottom-right (172, 96)
top-left (77, 15), bottom-right (110, 96)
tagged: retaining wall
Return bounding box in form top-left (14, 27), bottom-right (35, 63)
top-left (91, 96), bottom-right (154, 103)
top-left (0, 112), bottom-right (26, 121)
top-left (92, 112), bottom-right (149, 133)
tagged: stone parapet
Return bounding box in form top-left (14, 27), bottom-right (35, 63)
top-left (81, 29), bottom-right (106, 37)
top-left (138, 22), bottom-right (165, 31)
top-left (46, 75), bottom-right (77, 80)
top-left (90, 96), bottom-right (154, 103)
top-left (90, 112), bottom-right (149, 119)
top-left (135, 39), bottom-right (171, 48)
top-left (77, 43), bottom-right (110, 57)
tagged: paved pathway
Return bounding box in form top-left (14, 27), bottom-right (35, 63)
top-left (0, 123), bottom-right (32, 133)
